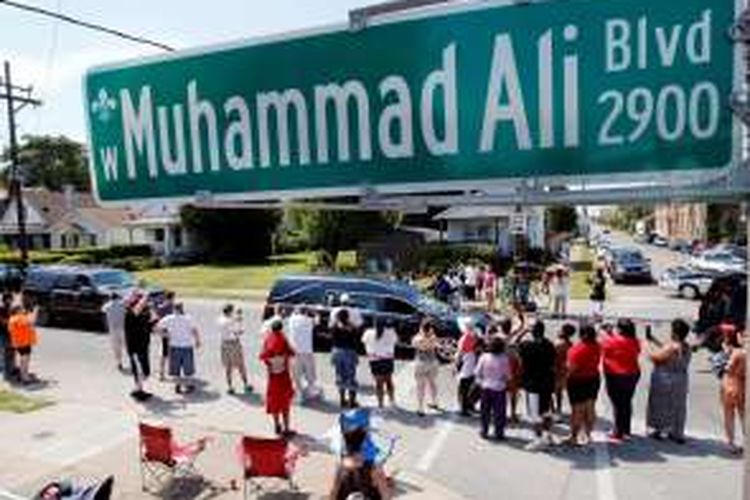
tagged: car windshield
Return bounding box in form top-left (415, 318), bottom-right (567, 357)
top-left (91, 270), bottom-right (135, 288)
top-left (619, 251), bottom-right (644, 263)
top-left (417, 295), bottom-right (452, 316)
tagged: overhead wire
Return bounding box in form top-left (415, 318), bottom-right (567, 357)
top-left (0, 0), bottom-right (175, 52)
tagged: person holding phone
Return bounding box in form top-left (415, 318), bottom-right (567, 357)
top-left (646, 319), bottom-right (692, 444)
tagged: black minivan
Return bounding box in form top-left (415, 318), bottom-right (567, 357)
top-left (263, 274), bottom-right (484, 360)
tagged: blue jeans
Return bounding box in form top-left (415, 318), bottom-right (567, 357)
top-left (331, 348), bottom-right (358, 391)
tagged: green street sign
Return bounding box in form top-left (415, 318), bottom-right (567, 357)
top-left (84, 0), bottom-right (739, 203)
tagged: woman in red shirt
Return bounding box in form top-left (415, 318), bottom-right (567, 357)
top-left (259, 318), bottom-right (296, 437)
top-left (602, 319), bottom-right (641, 442)
top-left (565, 324), bottom-right (602, 446)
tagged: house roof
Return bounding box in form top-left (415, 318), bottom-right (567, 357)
top-left (16, 187), bottom-right (96, 226)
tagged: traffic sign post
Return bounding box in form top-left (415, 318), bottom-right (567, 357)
top-left (84, 0), bottom-right (739, 205)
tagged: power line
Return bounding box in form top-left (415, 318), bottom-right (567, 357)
top-left (0, 0), bottom-right (175, 52)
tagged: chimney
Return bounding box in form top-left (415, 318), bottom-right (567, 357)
top-left (63, 184), bottom-right (75, 211)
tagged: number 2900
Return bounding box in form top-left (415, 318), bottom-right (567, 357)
top-left (597, 82), bottom-right (720, 146)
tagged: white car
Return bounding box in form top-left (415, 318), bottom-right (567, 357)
top-left (690, 250), bottom-right (745, 273)
top-left (658, 267), bottom-right (716, 300)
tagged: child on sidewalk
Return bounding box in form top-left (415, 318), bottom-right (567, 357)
top-left (475, 336), bottom-right (511, 440)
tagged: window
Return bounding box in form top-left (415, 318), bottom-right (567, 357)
top-left (154, 228), bottom-right (165, 243)
top-left (75, 275), bottom-right (92, 289)
top-left (55, 274), bottom-right (77, 290)
top-left (383, 297), bottom-right (416, 315)
top-left (173, 228), bottom-right (183, 248)
top-left (348, 293), bottom-right (380, 312)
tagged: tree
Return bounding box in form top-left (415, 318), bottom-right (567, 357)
top-left (288, 207), bottom-right (399, 268)
top-left (180, 205), bottom-right (280, 263)
top-left (2, 135), bottom-right (90, 192)
top-left (546, 205), bottom-right (578, 234)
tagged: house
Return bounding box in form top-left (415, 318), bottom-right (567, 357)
top-left (125, 203), bottom-right (196, 262)
top-left (0, 188), bottom-right (195, 262)
top-left (433, 205), bottom-right (546, 255)
top-left (654, 203), bottom-right (707, 242)
top-left (0, 187), bottom-right (130, 250)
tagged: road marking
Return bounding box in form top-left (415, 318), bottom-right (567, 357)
top-left (592, 431), bottom-right (618, 500)
top-left (0, 489), bottom-right (27, 500)
top-left (416, 417), bottom-right (456, 472)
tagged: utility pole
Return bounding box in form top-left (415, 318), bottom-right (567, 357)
top-left (0, 61), bottom-right (41, 275)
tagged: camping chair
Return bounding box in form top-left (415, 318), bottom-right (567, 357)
top-left (239, 436), bottom-right (302, 497)
top-left (138, 423), bottom-right (209, 493)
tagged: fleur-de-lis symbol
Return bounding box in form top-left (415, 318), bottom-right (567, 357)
top-left (91, 88), bottom-right (117, 123)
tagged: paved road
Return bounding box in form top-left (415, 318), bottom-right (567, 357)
top-left (0, 236), bottom-right (743, 499)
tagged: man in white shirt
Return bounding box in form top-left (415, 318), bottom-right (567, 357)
top-left (156, 303), bottom-right (201, 394)
top-left (101, 293), bottom-right (126, 371)
top-left (328, 293), bottom-right (363, 329)
top-left (287, 306), bottom-right (320, 402)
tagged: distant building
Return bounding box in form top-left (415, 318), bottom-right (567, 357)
top-left (433, 205), bottom-right (546, 254)
top-left (654, 203), bottom-right (707, 242)
top-left (0, 188), bottom-right (195, 262)
top-left (0, 187), bottom-right (130, 250)
top-left (125, 203), bottom-right (196, 263)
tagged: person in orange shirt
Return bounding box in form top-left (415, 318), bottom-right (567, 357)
top-left (9, 304), bottom-right (39, 384)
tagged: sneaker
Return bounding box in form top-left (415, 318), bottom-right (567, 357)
top-left (227, 388), bottom-right (235, 395)
top-left (524, 438), bottom-right (546, 452)
top-left (607, 433), bottom-right (624, 444)
top-left (244, 385), bottom-right (254, 394)
top-left (416, 410), bottom-right (426, 418)
top-left (480, 431), bottom-right (489, 440)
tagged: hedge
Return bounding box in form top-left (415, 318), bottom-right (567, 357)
top-left (0, 244), bottom-right (158, 270)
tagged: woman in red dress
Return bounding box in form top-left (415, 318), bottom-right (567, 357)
top-left (259, 318), bottom-right (296, 437)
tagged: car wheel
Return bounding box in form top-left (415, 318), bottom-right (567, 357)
top-left (436, 337), bottom-right (458, 363)
top-left (680, 285), bottom-right (699, 300)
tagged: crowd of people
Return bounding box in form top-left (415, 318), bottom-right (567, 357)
top-left (1, 261), bottom-right (745, 498)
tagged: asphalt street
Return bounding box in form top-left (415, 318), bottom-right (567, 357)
top-left (0, 233), bottom-right (744, 500)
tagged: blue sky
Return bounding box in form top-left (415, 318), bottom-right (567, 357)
top-left (0, 0), bottom-right (379, 144)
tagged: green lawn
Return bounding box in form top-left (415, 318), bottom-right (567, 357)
top-left (136, 251), bottom-right (357, 299)
top-left (0, 389), bottom-right (51, 413)
top-left (569, 244), bottom-right (595, 300)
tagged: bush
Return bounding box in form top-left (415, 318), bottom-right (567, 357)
top-left (406, 243), bottom-right (498, 275)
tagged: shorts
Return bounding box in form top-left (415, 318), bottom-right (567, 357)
top-left (526, 391), bottom-right (553, 423)
top-left (331, 348), bottom-right (358, 391)
top-left (161, 337), bottom-right (169, 357)
top-left (567, 376), bottom-right (601, 405)
top-left (414, 360), bottom-right (439, 380)
top-left (169, 347), bottom-right (195, 378)
top-left (369, 358), bottom-right (394, 378)
top-left (16, 346), bottom-right (31, 356)
top-left (221, 339), bottom-right (245, 369)
top-left (129, 350), bottom-right (151, 383)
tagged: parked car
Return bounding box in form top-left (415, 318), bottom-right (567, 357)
top-left (668, 238), bottom-right (692, 254)
top-left (658, 266), bottom-right (716, 299)
top-left (690, 249), bottom-right (745, 274)
top-left (609, 248), bottom-right (652, 284)
top-left (263, 274), bottom-right (488, 361)
top-left (651, 234), bottom-right (668, 247)
top-left (0, 263), bottom-right (23, 291)
top-left (694, 272), bottom-right (747, 352)
top-left (22, 265), bottom-right (164, 330)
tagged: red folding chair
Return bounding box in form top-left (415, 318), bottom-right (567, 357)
top-left (239, 436), bottom-right (302, 497)
top-left (138, 423), bottom-right (209, 492)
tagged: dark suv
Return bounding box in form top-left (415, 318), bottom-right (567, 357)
top-left (23, 265), bottom-right (163, 330)
top-left (263, 274), bottom-right (487, 360)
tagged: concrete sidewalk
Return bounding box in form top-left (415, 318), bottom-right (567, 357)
top-left (0, 386), bottom-right (464, 499)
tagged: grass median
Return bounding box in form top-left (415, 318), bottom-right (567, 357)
top-left (0, 389), bottom-right (52, 413)
top-left (136, 251), bottom-right (356, 299)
